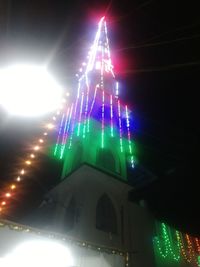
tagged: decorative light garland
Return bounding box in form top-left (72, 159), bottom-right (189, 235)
top-left (153, 222), bottom-right (180, 261)
top-left (117, 99), bottom-right (123, 153)
top-left (176, 231), bottom-right (194, 263)
top-left (154, 221), bottom-right (200, 266)
top-left (101, 90), bottom-right (105, 148)
top-left (195, 238), bottom-right (200, 255)
top-left (77, 92), bottom-right (84, 137)
top-left (53, 16), bottom-right (135, 171)
top-left (0, 94), bottom-right (69, 216)
top-left (1, 16), bottom-right (137, 215)
top-left (110, 94), bottom-right (114, 137)
top-left (125, 105), bottom-right (134, 168)
top-left (54, 113), bottom-right (65, 156)
top-left (83, 80), bottom-right (90, 139)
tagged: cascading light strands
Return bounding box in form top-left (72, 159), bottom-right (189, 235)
top-left (153, 222), bottom-right (200, 266)
top-left (53, 16), bottom-right (135, 171)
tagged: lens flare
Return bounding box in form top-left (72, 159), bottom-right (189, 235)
top-left (0, 64), bottom-right (63, 117)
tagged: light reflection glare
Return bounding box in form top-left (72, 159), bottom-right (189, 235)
top-left (2, 240), bottom-right (73, 267)
top-left (0, 64), bottom-right (63, 117)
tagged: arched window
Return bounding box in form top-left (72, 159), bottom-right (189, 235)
top-left (72, 143), bottom-right (83, 170)
top-left (96, 149), bottom-right (116, 173)
top-left (64, 197), bottom-right (76, 231)
top-left (96, 194), bottom-right (117, 234)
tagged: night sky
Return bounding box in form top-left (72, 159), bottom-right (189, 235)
top-left (0, 0), bottom-right (200, 235)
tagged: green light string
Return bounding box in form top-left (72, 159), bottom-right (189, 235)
top-left (87, 85), bottom-right (98, 133)
top-left (198, 256), bottom-right (200, 267)
top-left (117, 100), bottom-right (123, 152)
top-left (154, 222), bottom-right (200, 266)
top-left (68, 93), bottom-right (79, 150)
top-left (110, 94), bottom-right (114, 137)
top-left (125, 105), bottom-right (134, 168)
top-left (54, 113), bottom-right (65, 156)
top-left (77, 93), bottom-right (84, 137)
top-left (83, 77), bottom-right (90, 139)
top-left (58, 107), bottom-right (70, 158)
top-left (60, 104), bottom-right (74, 159)
top-left (154, 223), bottom-right (180, 261)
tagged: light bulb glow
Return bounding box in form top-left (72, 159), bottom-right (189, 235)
top-left (0, 64), bottom-right (63, 117)
top-left (47, 123), bottom-right (54, 129)
top-left (3, 240), bottom-right (74, 267)
top-left (34, 146), bottom-right (40, 151)
top-left (10, 184), bottom-right (16, 190)
top-left (116, 81), bottom-right (119, 96)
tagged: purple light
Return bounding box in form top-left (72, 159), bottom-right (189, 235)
top-left (101, 90), bottom-right (105, 148)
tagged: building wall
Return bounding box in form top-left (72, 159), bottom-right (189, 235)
top-left (49, 165), bottom-right (129, 250)
top-left (128, 202), bottom-right (155, 267)
top-left (37, 165), bottom-right (157, 267)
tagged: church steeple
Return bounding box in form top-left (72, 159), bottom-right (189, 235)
top-left (53, 17), bottom-right (135, 180)
top-left (84, 16), bottom-right (116, 96)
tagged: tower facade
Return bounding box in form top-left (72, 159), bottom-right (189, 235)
top-left (33, 17), bottom-right (155, 267)
top-left (53, 17), bottom-right (134, 181)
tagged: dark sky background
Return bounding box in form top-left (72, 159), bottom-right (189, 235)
top-left (0, 0), bottom-right (200, 235)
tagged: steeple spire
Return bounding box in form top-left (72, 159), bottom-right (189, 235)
top-left (85, 17), bottom-right (114, 79)
top-left (53, 17), bottom-right (135, 180)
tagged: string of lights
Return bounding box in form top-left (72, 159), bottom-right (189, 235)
top-left (195, 238), bottom-right (200, 255)
top-left (154, 222), bottom-right (200, 266)
top-left (0, 93), bottom-right (69, 216)
top-left (53, 16), bottom-right (135, 170)
top-left (153, 222), bottom-right (180, 261)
